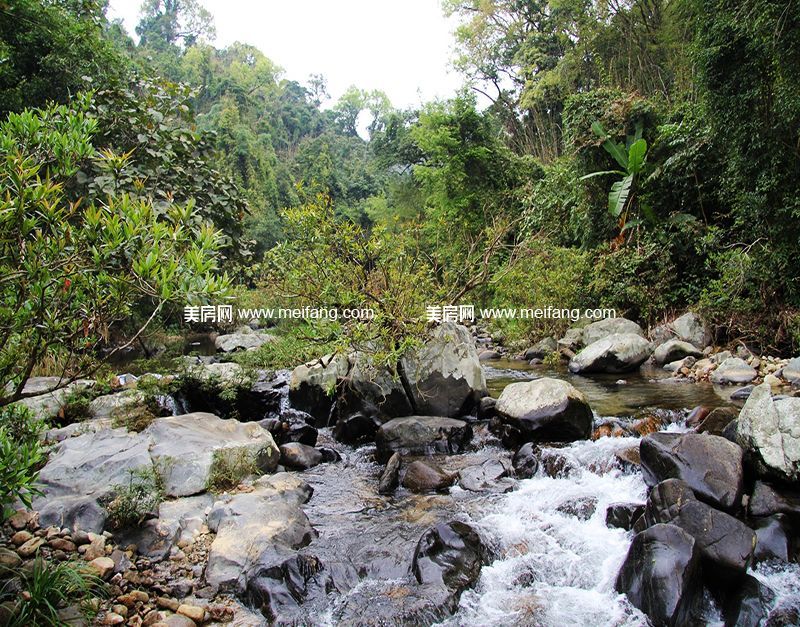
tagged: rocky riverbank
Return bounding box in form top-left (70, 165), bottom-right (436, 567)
top-left (2, 317), bottom-right (799, 625)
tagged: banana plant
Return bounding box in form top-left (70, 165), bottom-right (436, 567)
top-left (581, 121), bottom-right (649, 233)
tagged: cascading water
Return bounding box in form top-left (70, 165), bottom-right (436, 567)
top-left (442, 436), bottom-right (649, 626)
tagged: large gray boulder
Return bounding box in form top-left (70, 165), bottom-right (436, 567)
top-left (581, 317), bottom-right (644, 347)
top-left (146, 413), bottom-right (280, 497)
top-left (399, 322), bottom-right (487, 416)
top-left (12, 377), bottom-right (95, 421)
top-left (653, 340), bottom-right (704, 366)
top-left (671, 312), bottom-right (711, 349)
top-left (36, 428), bottom-right (153, 501)
top-left (735, 383), bottom-right (800, 481)
top-left (215, 331), bottom-right (276, 352)
top-left (644, 479), bottom-right (755, 580)
top-left (568, 333), bottom-right (653, 374)
top-left (289, 353), bottom-right (349, 425)
top-left (640, 432), bottom-right (744, 511)
top-left (494, 378), bottom-right (593, 444)
top-left (375, 416), bottom-right (472, 463)
top-left (710, 357), bottom-right (758, 385)
top-left (522, 337), bottom-right (558, 360)
top-left (205, 473), bottom-right (315, 592)
top-left (615, 523), bottom-right (703, 626)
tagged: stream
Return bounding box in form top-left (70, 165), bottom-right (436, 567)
top-left (228, 358), bottom-right (800, 626)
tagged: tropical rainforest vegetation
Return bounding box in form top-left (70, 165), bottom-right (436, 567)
top-left (1, 0), bottom-right (799, 399)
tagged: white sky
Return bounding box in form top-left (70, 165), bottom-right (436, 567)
top-left (106, 0), bottom-right (466, 111)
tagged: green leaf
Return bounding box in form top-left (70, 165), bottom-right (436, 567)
top-left (608, 174), bottom-right (633, 217)
top-left (627, 139), bottom-right (647, 175)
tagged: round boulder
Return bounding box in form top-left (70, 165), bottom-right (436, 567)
top-left (494, 378), bottom-right (593, 444)
top-left (653, 340), bottom-right (704, 366)
top-left (710, 357), bottom-right (758, 385)
top-left (568, 334), bottom-right (653, 374)
top-left (375, 416), bottom-right (472, 464)
top-left (582, 317), bottom-right (645, 347)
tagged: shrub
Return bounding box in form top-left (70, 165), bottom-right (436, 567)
top-left (206, 447), bottom-right (259, 493)
top-left (0, 555), bottom-right (107, 626)
top-left (105, 467), bottom-right (164, 530)
top-left (0, 405), bottom-right (46, 521)
top-left (490, 241), bottom-right (593, 343)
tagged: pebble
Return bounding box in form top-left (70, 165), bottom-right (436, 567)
top-left (177, 603), bottom-right (206, 623)
top-left (11, 530), bottom-right (33, 546)
top-left (104, 612), bottom-right (125, 625)
top-left (17, 536), bottom-right (46, 557)
top-left (89, 556), bottom-right (116, 579)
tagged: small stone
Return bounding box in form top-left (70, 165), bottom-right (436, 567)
top-left (177, 603), bottom-right (206, 623)
top-left (7, 510), bottom-right (32, 530)
top-left (11, 530), bottom-right (33, 546)
top-left (104, 612), bottom-right (125, 625)
top-left (0, 547), bottom-right (22, 568)
top-left (88, 556), bottom-right (115, 579)
top-left (131, 590), bottom-right (149, 603)
top-left (156, 597), bottom-right (180, 612)
top-left (142, 610), bottom-right (164, 626)
top-left (49, 537), bottom-right (77, 552)
top-left (17, 536), bottom-right (46, 557)
top-left (207, 605), bottom-right (234, 622)
top-left (73, 530), bottom-right (90, 545)
top-left (111, 604), bottom-right (129, 617)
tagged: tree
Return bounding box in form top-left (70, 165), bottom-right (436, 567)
top-left (0, 99), bottom-right (231, 407)
top-left (136, 0), bottom-right (215, 49)
top-left (0, 0), bottom-right (129, 113)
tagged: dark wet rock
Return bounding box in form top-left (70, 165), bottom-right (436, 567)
top-left (37, 495), bottom-right (106, 534)
top-left (766, 607), bottom-right (800, 627)
top-left (246, 553), bottom-right (360, 624)
top-left (752, 515), bottom-right (796, 563)
top-left (523, 337), bottom-right (557, 360)
top-left (654, 340), bottom-right (704, 366)
top-left (685, 405), bottom-right (712, 428)
top-left (375, 416), bottom-right (472, 463)
top-left (749, 481), bottom-right (800, 518)
top-left (582, 317), bottom-right (645, 347)
top-left (205, 474), bottom-right (316, 592)
top-left (378, 452), bottom-right (402, 495)
top-left (640, 432), bottom-right (744, 511)
top-left (493, 378), bottom-right (593, 446)
top-left (512, 442), bottom-right (539, 479)
top-left (615, 446), bottom-right (641, 471)
top-left (477, 396), bottom-right (497, 420)
top-left (556, 496), bottom-right (598, 520)
top-left (644, 479), bottom-right (755, 580)
top-left (412, 521), bottom-right (487, 594)
top-left (735, 384), bottom-right (800, 482)
top-left (539, 448), bottom-right (578, 478)
top-left (671, 312), bottom-right (711, 349)
top-left (318, 447), bottom-right (341, 463)
top-left (331, 582), bottom-right (459, 626)
top-left (568, 333), bottom-right (653, 374)
top-left (479, 350), bottom-right (501, 361)
top-left (401, 460), bottom-right (454, 493)
top-left (332, 411), bottom-right (382, 445)
top-left (696, 407), bottom-right (739, 436)
top-left (289, 353), bottom-right (349, 426)
top-left (399, 322), bottom-right (488, 417)
top-left (615, 523), bottom-right (703, 627)
top-left (259, 409), bottom-right (318, 447)
top-left (279, 442), bottom-right (323, 470)
top-left (721, 575), bottom-right (776, 627)
top-left (731, 385), bottom-right (755, 400)
top-left (711, 358), bottom-right (758, 385)
top-left (457, 459), bottom-right (510, 492)
top-left (335, 351), bottom-right (412, 425)
top-left (606, 503), bottom-right (646, 531)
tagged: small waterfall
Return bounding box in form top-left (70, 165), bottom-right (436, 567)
top-left (442, 436), bottom-right (649, 626)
